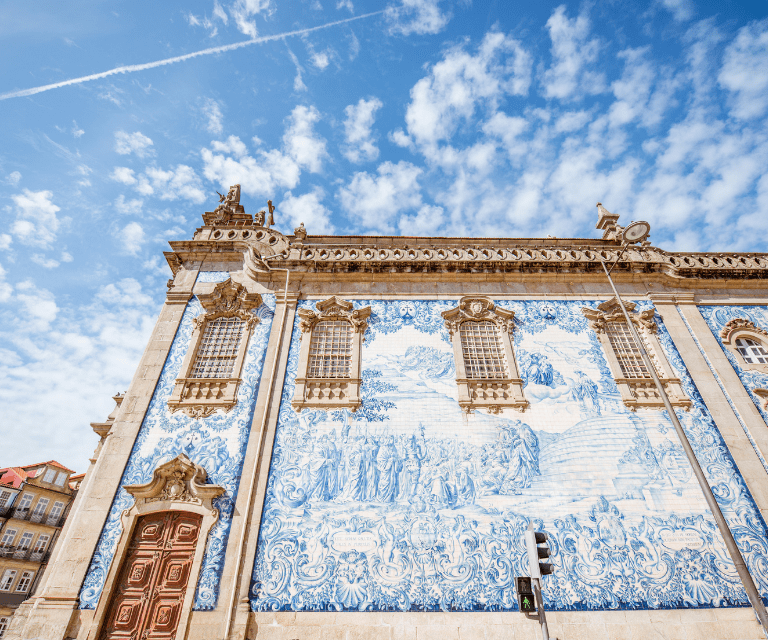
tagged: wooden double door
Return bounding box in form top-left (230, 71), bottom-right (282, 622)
top-left (99, 511), bottom-right (202, 640)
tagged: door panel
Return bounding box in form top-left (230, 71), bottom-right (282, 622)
top-left (99, 511), bottom-right (202, 640)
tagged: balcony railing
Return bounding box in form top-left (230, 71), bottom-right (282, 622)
top-left (0, 545), bottom-right (50, 563)
top-left (4, 508), bottom-right (66, 528)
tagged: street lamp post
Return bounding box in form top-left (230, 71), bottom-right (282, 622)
top-left (601, 220), bottom-right (768, 631)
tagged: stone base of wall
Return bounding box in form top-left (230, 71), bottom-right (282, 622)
top-left (247, 608), bottom-right (763, 640)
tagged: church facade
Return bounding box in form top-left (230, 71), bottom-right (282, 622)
top-left (7, 188), bottom-right (768, 640)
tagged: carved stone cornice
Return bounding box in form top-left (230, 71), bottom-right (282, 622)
top-left (297, 296), bottom-right (372, 335)
top-left (441, 296), bottom-right (515, 339)
top-left (582, 298), bottom-right (657, 334)
top-left (123, 454), bottom-right (224, 511)
top-left (720, 318), bottom-right (768, 344)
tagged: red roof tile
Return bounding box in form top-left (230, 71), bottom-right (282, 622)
top-left (21, 460), bottom-right (75, 473)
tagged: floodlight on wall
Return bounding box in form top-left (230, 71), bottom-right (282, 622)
top-left (621, 221), bottom-right (651, 244)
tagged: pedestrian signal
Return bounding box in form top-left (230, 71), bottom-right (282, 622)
top-left (516, 576), bottom-right (535, 613)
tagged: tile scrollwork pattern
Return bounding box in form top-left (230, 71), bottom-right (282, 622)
top-left (196, 271), bottom-right (233, 283)
top-left (79, 293), bottom-right (275, 611)
top-left (251, 299), bottom-right (768, 613)
top-left (698, 305), bottom-right (768, 425)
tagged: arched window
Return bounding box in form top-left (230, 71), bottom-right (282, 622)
top-left (720, 318), bottom-right (768, 373)
top-left (442, 297), bottom-right (527, 414)
top-left (292, 297), bottom-right (371, 412)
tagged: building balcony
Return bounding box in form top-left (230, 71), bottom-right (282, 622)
top-left (7, 508), bottom-right (66, 527)
top-left (0, 545), bottom-right (50, 563)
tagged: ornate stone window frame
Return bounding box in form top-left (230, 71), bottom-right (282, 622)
top-left (90, 454), bottom-right (224, 640)
top-left (441, 296), bottom-right (528, 414)
top-left (291, 297), bottom-right (371, 413)
top-left (720, 318), bottom-right (768, 374)
top-left (168, 278), bottom-right (262, 418)
top-left (582, 298), bottom-right (691, 411)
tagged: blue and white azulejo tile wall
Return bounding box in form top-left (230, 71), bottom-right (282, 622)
top-left (698, 305), bottom-right (768, 427)
top-left (251, 299), bottom-right (768, 613)
top-left (79, 276), bottom-right (275, 611)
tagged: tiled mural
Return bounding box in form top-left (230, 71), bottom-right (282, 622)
top-left (251, 299), bottom-right (768, 612)
top-left (698, 305), bottom-right (768, 426)
top-left (79, 274), bottom-right (275, 611)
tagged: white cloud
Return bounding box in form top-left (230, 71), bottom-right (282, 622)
top-left (657, 0), bottom-right (694, 22)
top-left (114, 130), bottom-right (155, 158)
top-left (541, 6), bottom-right (605, 101)
top-left (139, 165), bottom-right (206, 203)
top-left (280, 187), bottom-right (334, 233)
top-left (231, 0), bottom-right (272, 38)
top-left (286, 46), bottom-right (307, 91)
top-left (0, 276), bottom-right (159, 468)
top-left (719, 19), bottom-right (768, 120)
top-left (61, 251), bottom-right (73, 263)
top-left (403, 31), bottom-right (531, 156)
top-left (0, 235), bottom-right (11, 250)
top-left (342, 97), bottom-right (383, 163)
top-left (337, 0), bottom-right (353, 12)
top-left (5, 171), bottom-right (21, 186)
top-left (213, 0), bottom-right (228, 24)
top-left (202, 97), bottom-right (224, 135)
top-left (386, 0), bottom-right (450, 36)
top-left (201, 105), bottom-right (328, 198)
top-left (398, 204), bottom-right (444, 235)
top-left (111, 167), bottom-right (137, 185)
top-left (114, 194), bottom-right (143, 214)
top-left (307, 43), bottom-right (333, 70)
top-left (10, 189), bottom-right (62, 248)
top-left (71, 120), bottom-right (85, 138)
top-left (0, 263), bottom-right (11, 302)
top-left (97, 278), bottom-right (153, 307)
top-left (337, 161), bottom-right (425, 233)
top-left (30, 254), bottom-right (61, 269)
top-left (120, 221), bottom-right (146, 256)
top-left (283, 105), bottom-right (327, 173)
top-left (15, 281), bottom-right (58, 331)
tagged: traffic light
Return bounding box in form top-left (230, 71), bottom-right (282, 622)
top-left (525, 523), bottom-right (554, 579)
top-left (516, 577), bottom-right (535, 613)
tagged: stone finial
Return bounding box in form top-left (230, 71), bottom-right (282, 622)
top-left (294, 222), bottom-right (307, 242)
top-left (596, 202), bottom-right (623, 241)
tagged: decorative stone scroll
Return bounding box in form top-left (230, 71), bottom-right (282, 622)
top-left (89, 455), bottom-right (224, 640)
top-left (168, 278), bottom-right (262, 417)
top-left (582, 298), bottom-right (691, 411)
top-left (441, 297), bottom-right (528, 414)
top-left (292, 297), bottom-right (372, 413)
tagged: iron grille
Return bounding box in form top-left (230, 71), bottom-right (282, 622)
top-left (606, 321), bottom-right (652, 378)
top-left (190, 316), bottom-right (245, 378)
top-left (308, 320), bottom-right (352, 378)
top-left (460, 321), bottom-right (508, 379)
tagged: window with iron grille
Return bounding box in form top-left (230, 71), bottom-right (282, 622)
top-left (0, 616), bottom-right (9, 638)
top-left (308, 320), bottom-right (352, 378)
top-left (15, 571), bottom-right (33, 593)
top-left (460, 321), bottom-right (508, 379)
top-left (735, 337), bottom-right (768, 364)
top-left (605, 321), bottom-right (655, 378)
top-left (190, 316), bottom-right (245, 378)
top-left (0, 491), bottom-right (11, 508)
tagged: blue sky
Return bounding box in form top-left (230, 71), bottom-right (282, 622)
top-left (1, 0), bottom-right (767, 471)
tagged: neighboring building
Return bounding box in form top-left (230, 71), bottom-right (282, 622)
top-left (0, 462), bottom-right (77, 636)
top-left (7, 187), bottom-right (768, 640)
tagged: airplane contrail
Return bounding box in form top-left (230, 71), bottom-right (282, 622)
top-left (0, 11), bottom-right (384, 101)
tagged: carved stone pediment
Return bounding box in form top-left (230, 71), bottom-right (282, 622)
top-left (298, 297), bottom-right (372, 335)
top-left (582, 298), bottom-right (656, 334)
top-left (441, 296), bottom-right (515, 339)
top-left (124, 454), bottom-right (224, 510)
top-left (720, 318), bottom-right (768, 344)
top-left (197, 278), bottom-right (262, 315)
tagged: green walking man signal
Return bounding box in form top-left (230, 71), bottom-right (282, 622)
top-left (516, 577), bottom-right (535, 612)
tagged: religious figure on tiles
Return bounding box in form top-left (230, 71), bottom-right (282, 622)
top-left (399, 428), bottom-right (426, 501)
top-left (570, 369), bottom-right (600, 416)
top-left (376, 436), bottom-right (401, 503)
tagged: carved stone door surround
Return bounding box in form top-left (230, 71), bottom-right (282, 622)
top-left (90, 454), bottom-right (224, 640)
